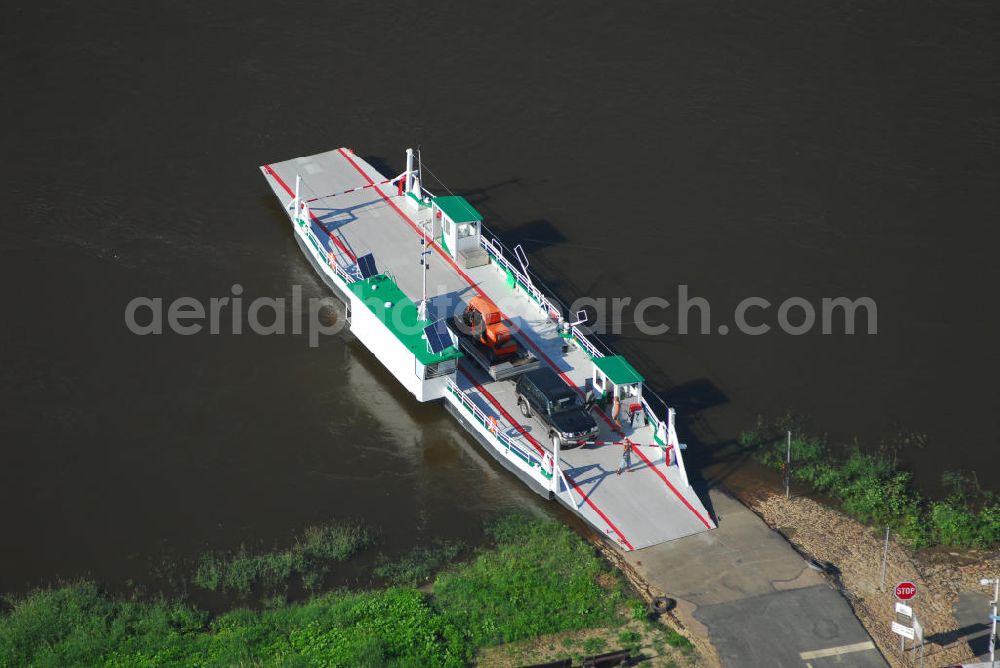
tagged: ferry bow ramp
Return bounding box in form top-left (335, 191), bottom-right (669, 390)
top-left (260, 146), bottom-right (715, 550)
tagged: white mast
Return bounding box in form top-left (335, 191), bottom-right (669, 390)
top-left (405, 148), bottom-right (415, 193)
top-left (288, 174), bottom-right (301, 215)
top-left (413, 146), bottom-right (431, 320)
top-left (404, 147), bottom-right (423, 211)
top-left (417, 240), bottom-right (431, 321)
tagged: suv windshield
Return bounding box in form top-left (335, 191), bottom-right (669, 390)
top-left (550, 394), bottom-right (581, 413)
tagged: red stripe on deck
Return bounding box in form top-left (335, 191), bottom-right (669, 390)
top-left (335, 149), bottom-right (491, 298)
top-left (335, 148), bottom-right (710, 531)
top-left (560, 472), bottom-right (635, 551)
top-left (262, 164), bottom-right (357, 263)
top-left (456, 367), bottom-right (634, 551)
top-left (631, 445), bottom-right (712, 529)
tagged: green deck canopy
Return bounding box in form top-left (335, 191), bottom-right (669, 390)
top-left (593, 355), bottom-right (644, 385)
top-left (432, 195), bottom-right (482, 223)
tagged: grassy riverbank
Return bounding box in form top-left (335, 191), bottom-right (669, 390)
top-left (0, 514), bottom-right (687, 667)
top-left (740, 416), bottom-right (1000, 549)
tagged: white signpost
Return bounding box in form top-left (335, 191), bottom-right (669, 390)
top-left (892, 598), bottom-right (925, 667)
top-left (892, 621), bottom-right (915, 640)
top-left (912, 615), bottom-right (925, 668)
top-left (893, 580), bottom-right (920, 659)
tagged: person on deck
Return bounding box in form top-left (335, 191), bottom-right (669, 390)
top-left (616, 439), bottom-right (633, 475)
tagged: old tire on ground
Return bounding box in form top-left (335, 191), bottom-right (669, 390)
top-left (649, 596), bottom-right (674, 615)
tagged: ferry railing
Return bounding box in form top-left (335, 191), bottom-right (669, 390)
top-left (445, 378), bottom-right (581, 507)
top-left (445, 378), bottom-right (540, 466)
top-left (301, 221), bottom-right (355, 285)
top-left (479, 235), bottom-right (562, 322)
top-left (570, 325), bottom-right (604, 360)
top-left (478, 234), bottom-right (611, 362)
top-left (640, 391), bottom-right (669, 434)
top-left (477, 229), bottom-right (691, 484)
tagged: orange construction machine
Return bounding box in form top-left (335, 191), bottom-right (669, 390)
top-left (461, 296), bottom-right (518, 358)
top-left (449, 296), bottom-right (541, 380)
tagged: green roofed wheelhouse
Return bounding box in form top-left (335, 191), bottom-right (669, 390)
top-left (593, 355), bottom-right (644, 385)
top-left (431, 195), bottom-right (490, 270)
top-left (591, 355), bottom-right (646, 425)
top-left (431, 195), bottom-right (482, 223)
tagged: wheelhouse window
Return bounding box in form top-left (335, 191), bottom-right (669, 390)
top-left (456, 222), bottom-right (477, 239)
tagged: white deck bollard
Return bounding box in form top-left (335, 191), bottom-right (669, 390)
top-left (550, 437), bottom-right (561, 495)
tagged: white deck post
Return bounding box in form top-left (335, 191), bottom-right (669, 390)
top-left (288, 174), bottom-right (301, 214)
top-left (550, 438), bottom-right (561, 495)
top-left (405, 148), bottom-right (414, 193)
top-left (668, 407), bottom-right (690, 488)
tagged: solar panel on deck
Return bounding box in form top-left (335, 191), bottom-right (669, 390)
top-left (424, 319), bottom-right (453, 354)
top-left (357, 253), bottom-right (378, 279)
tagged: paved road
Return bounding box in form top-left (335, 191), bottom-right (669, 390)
top-left (953, 590), bottom-right (994, 662)
top-left (697, 585), bottom-right (885, 667)
top-left (622, 488), bottom-right (887, 667)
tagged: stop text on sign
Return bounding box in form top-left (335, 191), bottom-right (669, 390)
top-left (895, 581), bottom-right (917, 600)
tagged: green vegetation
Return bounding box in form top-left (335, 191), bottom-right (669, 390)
top-left (617, 629), bottom-right (642, 654)
top-left (373, 539), bottom-right (464, 586)
top-left (629, 598), bottom-right (648, 620)
top-left (618, 629), bottom-right (641, 644)
top-left (662, 626), bottom-right (695, 653)
top-left (741, 416), bottom-right (1000, 548)
top-left (0, 513), bottom-right (650, 667)
top-left (432, 514), bottom-right (623, 647)
top-left (0, 581), bottom-right (459, 667)
top-left (193, 521), bottom-right (372, 595)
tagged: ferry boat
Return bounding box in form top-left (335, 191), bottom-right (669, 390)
top-left (260, 147), bottom-right (714, 550)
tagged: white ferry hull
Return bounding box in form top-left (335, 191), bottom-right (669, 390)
top-left (443, 400), bottom-right (553, 501)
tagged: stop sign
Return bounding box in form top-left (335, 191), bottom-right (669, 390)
top-left (895, 581), bottom-right (917, 600)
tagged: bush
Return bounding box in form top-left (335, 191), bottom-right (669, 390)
top-left (976, 505), bottom-right (1000, 548)
top-left (931, 501), bottom-right (979, 547)
top-left (741, 416), bottom-right (1000, 550)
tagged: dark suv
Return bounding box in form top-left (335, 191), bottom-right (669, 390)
top-left (514, 368), bottom-right (599, 448)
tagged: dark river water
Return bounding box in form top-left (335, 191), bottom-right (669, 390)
top-left (1, 1), bottom-right (998, 593)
